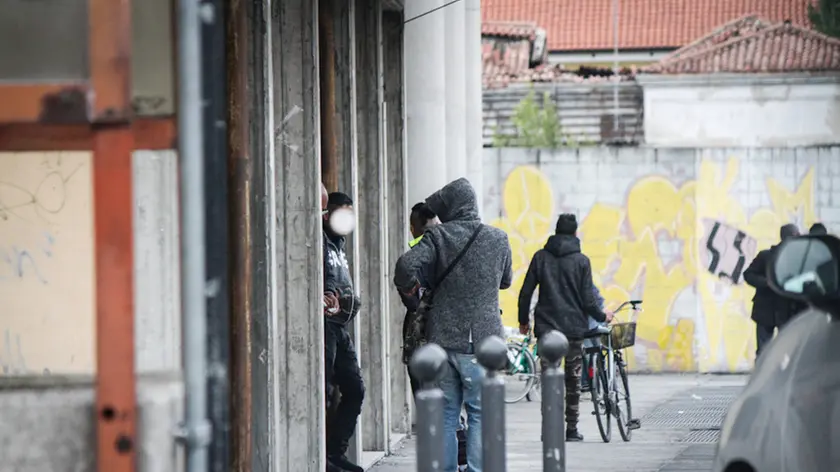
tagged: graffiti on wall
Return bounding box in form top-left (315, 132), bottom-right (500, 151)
top-left (491, 156), bottom-right (815, 373)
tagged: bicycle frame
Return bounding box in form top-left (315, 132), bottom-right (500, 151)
top-left (508, 334), bottom-right (538, 373)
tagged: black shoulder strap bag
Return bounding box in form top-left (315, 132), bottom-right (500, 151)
top-left (402, 225), bottom-right (484, 364)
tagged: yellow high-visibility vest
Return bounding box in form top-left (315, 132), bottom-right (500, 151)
top-left (408, 234), bottom-right (423, 248)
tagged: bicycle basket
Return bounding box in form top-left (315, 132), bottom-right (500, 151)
top-left (605, 322), bottom-right (636, 350)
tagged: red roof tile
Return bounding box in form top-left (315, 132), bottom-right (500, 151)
top-left (644, 22), bottom-right (840, 74)
top-left (482, 21), bottom-right (540, 40)
top-left (482, 0), bottom-right (814, 51)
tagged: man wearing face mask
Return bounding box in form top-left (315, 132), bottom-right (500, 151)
top-left (322, 192), bottom-right (364, 472)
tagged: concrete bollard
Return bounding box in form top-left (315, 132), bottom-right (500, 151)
top-left (409, 344), bottom-right (449, 472)
top-left (476, 335), bottom-right (509, 472)
top-left (539, 330), bottom-right (570, 472)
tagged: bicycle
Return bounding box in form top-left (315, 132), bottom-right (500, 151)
top-left (502, 330), bottom-right (540, 403)
top-left (584, 299), bottom-right (643, 443)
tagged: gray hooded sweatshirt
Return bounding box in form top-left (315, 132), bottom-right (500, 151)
top-left (394, 178), bottom-right (513, 353)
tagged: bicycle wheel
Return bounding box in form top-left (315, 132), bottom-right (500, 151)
top-left (503, 343), bottom-right (537, 404)
top-left (615, 355), bottom-right (633, 442)
top-left (590, 353), bottom-right (611, 443)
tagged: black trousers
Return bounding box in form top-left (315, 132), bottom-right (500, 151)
top-left (755, 323), bottom-right (775, 360)
top-left (409, 369), bottom-right (420, 398)
top-left (324, 322), bottom-right (365, 456)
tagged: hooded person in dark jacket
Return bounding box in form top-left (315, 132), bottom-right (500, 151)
top-left (395, 177), bottom-right (512, 472)
top-left (743, 223), bottom-right (802, 359)
top-left (322, 192), bottom-right (364, 472)
top-left (518, 213), bottom-right (612, 442)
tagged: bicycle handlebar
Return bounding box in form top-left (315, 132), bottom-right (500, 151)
top-left (614, 299), bottom-right (643, 312)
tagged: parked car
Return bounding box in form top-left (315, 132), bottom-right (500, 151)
top-left (713, 234), bottom-right (840, 472)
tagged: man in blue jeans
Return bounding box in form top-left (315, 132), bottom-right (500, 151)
top-left (395, 178), bottom-right (513, 472)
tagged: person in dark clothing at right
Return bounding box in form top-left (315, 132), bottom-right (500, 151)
top-left (323, 192), bottom-right (364, 472)
top-left (810, 222), bottom-right (828, 235)
top-left (743, 223), bottom-right (802, 360)
top-left (517, 213), bottom-right (613, 442)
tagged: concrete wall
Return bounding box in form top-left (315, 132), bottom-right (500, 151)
top-left (484, 146), bottom-right (840, 373)
top-left (0, 150), bottom-right (183, 471)
top-left (638, 74), bottom-right (840, 148)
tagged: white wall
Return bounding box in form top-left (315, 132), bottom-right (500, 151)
top-left (638, 74), bottom-right (840, 148)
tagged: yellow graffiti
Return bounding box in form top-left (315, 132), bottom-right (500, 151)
top-left (492, 156), bottom-right (816, 373)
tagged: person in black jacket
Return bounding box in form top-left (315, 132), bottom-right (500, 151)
top-left (518, 213), bottom-right (613, 442)
top-left (743, 223), bottom-right (801, 360)
top-left (322, 192), bottom-right (364, 472)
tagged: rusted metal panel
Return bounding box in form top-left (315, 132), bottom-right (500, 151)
top-left (483, 82), bottom-right (644, 146)
top-left (226, 0), bottom-right (253, 470)
top-left (88, 0), bottom-right (133, 122)
top-left (319, 0), bottom-right (339, 191)
top-left (93, 125), bottom-right (137, 472)
top-left (0, 83), bottom-right (90, 124)
top-left (0, 118), bottom-right (175, 151)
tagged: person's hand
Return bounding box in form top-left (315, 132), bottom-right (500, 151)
top-left (605, 311), bottom-right (615, 323)
top-left (324, 292), bottom-right (339, 315)
top-left (519, 324), bottom-right (530, 335)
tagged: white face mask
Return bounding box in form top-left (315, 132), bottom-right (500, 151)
top-left (329, 208), bottom-right (356, 236)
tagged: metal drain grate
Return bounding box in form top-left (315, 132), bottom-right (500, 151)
top-left (679, 428), bottom-right (722, 444)
top-left (642, 386), bottom-right (742, 429)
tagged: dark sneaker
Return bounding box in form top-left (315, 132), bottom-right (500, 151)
top-left (326, 458), bottom-right (349, 472)
top-left (565, 429), bottom-right (584, 442)
top-left (328, 455), bottom-right (363, 472)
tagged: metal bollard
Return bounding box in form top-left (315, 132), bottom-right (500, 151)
top-left (476, 335), bottom-right (509, 472)
top-left (539, 330), bottom-right (570, 472)
top-left (410, 344), bottom-right (449, 472)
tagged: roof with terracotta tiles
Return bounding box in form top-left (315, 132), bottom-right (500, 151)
top-left (644, 22), bottom-right (840, 74)
top-left (481, 21), bottom-right (540, 40)
top-left (481, 0), bottom-right (814, 51)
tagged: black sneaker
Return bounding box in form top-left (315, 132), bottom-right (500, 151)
top-left (565, 429), bottom-right (584, 442)
top-left (326, 458), bottom-right (349, 472)
top-left (328, 455), bottom-right (363, 472)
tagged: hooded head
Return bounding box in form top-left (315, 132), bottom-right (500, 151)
top-left (809, 222), bottom-right (827, 235)
top-left (425, 178), bottom-right (480, 223)
top-left (780, 224), bottom-right (800, 241)
top-left (545, 213), bottom-right (581, 257)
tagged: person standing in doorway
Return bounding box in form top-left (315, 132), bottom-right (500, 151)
top-left (322, 192), bottom-right (364, 472)
top-left (517, 213), bottom-right (613, 442)
top-left (395, 178), bottom-right (513, 472)
top-left (743, 223), bottom-right (801, 359)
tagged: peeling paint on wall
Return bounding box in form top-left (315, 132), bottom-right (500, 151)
top-left (487, 148), bottom-right (836, 373)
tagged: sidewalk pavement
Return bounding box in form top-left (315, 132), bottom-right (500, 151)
top-left (368, 374), bottom-right (748, 472)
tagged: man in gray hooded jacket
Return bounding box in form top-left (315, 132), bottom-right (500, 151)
top-left (395, 177), bottom-right (512, 472)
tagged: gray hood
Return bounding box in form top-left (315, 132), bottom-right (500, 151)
top-left (425, 177), bottom-right (480, 223)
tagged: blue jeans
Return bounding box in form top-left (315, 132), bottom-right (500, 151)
top-left (439, 351), bottom-right (484, 472)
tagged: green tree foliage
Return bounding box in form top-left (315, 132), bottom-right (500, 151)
top-left (808, 0), bottom-right (840, 39)
top-left (493, 90), bottom-right (576, 148)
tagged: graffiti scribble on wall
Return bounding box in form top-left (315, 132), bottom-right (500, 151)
top-left (491, 155), bottom-right (816, 373)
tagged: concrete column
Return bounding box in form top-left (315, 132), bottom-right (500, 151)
top-left (333, 0), bottom-right (364, 463)
top-left (464, 0), bottom-right (484, 216)
top-left (444, 0), bottom-right (467, 182)
top-left (404, 0), bottom-right (448, 204)
top-left (382, 10), bottom-right (411, 438)
top-left (270, 0), bottom-right (326, 471)
top-left (355, 0), bottom-right (390, 457)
